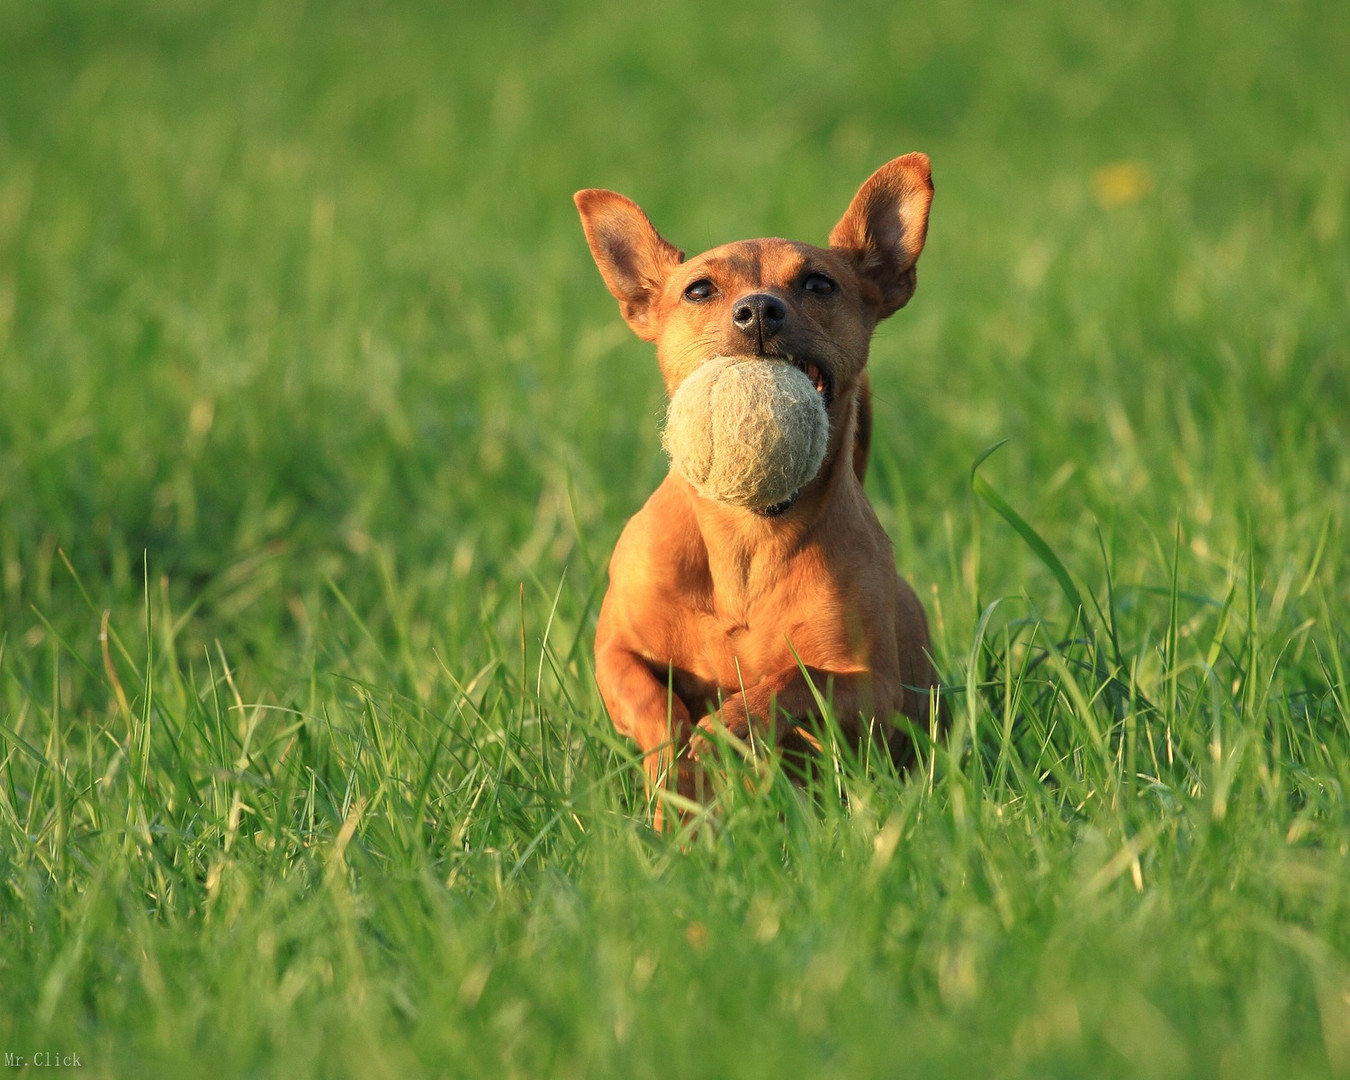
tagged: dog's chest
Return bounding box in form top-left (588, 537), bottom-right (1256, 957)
top-left (671, 586), bottom-right (858, 697)
top-left (661, 622), bottom-right (788, 715)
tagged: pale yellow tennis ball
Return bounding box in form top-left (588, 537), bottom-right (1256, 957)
top-left (661, 356), bottom-right (830, 509)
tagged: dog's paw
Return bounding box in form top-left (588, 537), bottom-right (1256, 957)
top-left (688, 701), bottom-right (753, 762)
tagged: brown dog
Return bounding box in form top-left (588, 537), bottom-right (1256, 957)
top-left (576, 154), bottom-right (939, 824)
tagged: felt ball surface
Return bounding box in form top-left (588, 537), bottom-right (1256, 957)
top-left (661, 356), bottom-right (830, 508)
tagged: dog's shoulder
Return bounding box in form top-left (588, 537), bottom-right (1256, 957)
top-left (607, 477), bottom-right (706, 588)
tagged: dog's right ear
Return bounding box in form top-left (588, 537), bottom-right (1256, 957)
top-left (574, 190), bottom-right (684, 342)
top-left (828, 154), bottom-right (933, 319)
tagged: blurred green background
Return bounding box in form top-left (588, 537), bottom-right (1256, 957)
top-left (4, 0), bottom-right (1345, 660)
top-left (2, 0), bottom-right (1348, 1076)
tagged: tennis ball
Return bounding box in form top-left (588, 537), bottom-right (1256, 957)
top-left (661, 356), bottom-right (830, 509)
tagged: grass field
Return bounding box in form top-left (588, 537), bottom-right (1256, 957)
top-left (2, 0), bottom-right (1349, 1076)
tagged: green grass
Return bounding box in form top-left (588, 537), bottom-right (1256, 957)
top-left (2, 0), bottom-right (1349, 1075)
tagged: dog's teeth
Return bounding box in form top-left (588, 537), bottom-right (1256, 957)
top-left (785, 356), bottom-right (827, 397)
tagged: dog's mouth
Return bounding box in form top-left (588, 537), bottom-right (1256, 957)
top-left (725, 350), bottom-right (833, 406)
top-left (753, 491), bottom-right (800, 518)
top-left (784, 354), bottom-right (834, 407)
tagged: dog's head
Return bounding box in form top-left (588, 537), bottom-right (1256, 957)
top-left (575, 155), bottom-right (932, 410)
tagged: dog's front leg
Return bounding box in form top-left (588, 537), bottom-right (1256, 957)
top-left (594, 640), bottom-right (705, 825)
top-left (689, 666), bottom-right (883, 759)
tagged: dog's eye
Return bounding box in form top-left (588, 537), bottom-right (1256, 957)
top-left (683, 279), bottom-right (716, 303)
top-left (802, 272), bottom-right (837, 297)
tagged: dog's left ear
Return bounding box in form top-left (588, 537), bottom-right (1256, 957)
top-left (575, 189), bottom-right (684, 342)
top-left (828, 153), bottom-right (933, 319)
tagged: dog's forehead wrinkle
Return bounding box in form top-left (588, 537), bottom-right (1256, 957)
top-left (693, 243), bottom-right (762, 284)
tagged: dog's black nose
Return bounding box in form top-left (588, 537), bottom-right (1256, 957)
top-left (731, 293), bottom-right (787, 339)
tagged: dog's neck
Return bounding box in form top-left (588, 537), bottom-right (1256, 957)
top-left (677, 386), bottom-right (868, 602)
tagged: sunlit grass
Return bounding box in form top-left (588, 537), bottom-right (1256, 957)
top-left (2, 0), bottom-right (1348, 1076)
